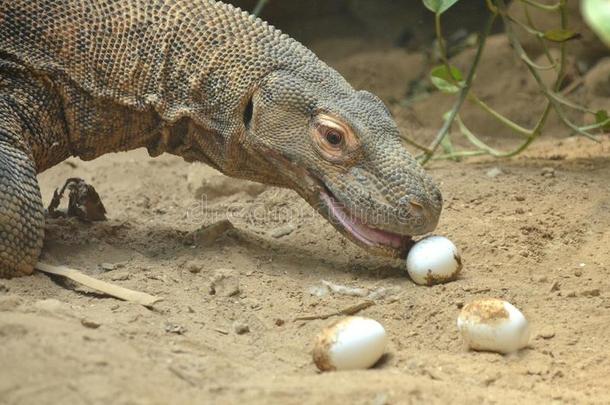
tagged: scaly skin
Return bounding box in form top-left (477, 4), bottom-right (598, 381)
top-left (0, 0), bottom-right (442, 277)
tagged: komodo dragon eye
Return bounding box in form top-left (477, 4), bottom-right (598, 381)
top-left (311, 114), bottom-right (361, 163)
top-left (323, 128), bottom-right (343, 146)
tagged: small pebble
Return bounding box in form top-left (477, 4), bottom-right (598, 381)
top-left (109, 271), bottom-right (130, 281)
top-left (165, 323), bottom-right (187, 334)
top-left (541, 167), bottom-right (555, 178)
top-left (81, 318), bottom-right (101, 329)
top-left (534, 275), bottom-right (548, 283)
top-left (580, 288), bottom-right (600, 297)
top-left (486, 167), bottom-right (503, 178)
top-left (209, 269), bottom-right (240, 297)
top-left (269, 224), bottom-right (296, 238)
top-left (527, 361), bottom-right (550, 376)
top-left (307, 285), bottom-right (329, 298)
top-left (100, 263), bottom-right (116, 271)
top-left (549, 281), bottom-right (560, 292)
top-left (188, 220), bottom-right (235, 245)
top-left (233, 320), bottom-right (250, 335)
top-left (186, 260), bottom-right (203, 274)
top-left (536, 328), bottom-right (556, 340)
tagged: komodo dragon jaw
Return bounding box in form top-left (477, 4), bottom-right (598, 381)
top-left (311, 165), bottom-right (442, 259)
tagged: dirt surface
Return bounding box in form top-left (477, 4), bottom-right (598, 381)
top-left (1, 13), bottom-right (610, 405)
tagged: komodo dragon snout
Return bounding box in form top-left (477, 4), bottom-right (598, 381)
top-left (242, 70), bottom-right (443, 258)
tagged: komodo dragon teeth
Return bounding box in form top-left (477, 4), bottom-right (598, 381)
top-left (0, 0), bottom-right (441, 277)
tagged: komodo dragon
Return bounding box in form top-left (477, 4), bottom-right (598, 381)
top-left (0, 0), bottom-right (442, 278)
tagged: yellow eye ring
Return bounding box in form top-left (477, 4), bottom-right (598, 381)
top-left (311, 114), bottom-right (361, 163)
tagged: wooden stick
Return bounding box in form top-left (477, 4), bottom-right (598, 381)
top-left (36, 262), bottom-right (162, 308)
top-left (294, 301), bottom-right (375, 322)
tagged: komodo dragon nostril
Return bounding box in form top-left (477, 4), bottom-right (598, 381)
top-left (409, 200), bottom-right (425, 215)
top-left (399, 195), bottom-right (423, 212)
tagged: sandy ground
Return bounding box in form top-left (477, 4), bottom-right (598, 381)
top-left (1, 21), bottom-right (610, 405)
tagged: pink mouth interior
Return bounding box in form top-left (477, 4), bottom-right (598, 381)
top-left (320, 191), bottom-right (409, 249)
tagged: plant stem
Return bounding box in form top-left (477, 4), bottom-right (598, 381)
top-left (523, 4), bottom-right (560, 73)
top-left (253, 0), bottom-right (269, 16)
top-left (554, 0), bottom-right (567, 91)
top-left (580, 118), bottom-right (610, 131)
top-left (518, 0), bottom-right (561, 12)
top-left (507, 13), bottom-right (545, 37)
top-left (457, 115), bottom-right (538, 157)
top-left (467, 93), bottom-right (533, 137)
top-left (496, 0), bottom-right (599, 142)
top-left (449, 100), bottom-right (553, 160)
top-left (400, 134), bottom-right (433, 154)
top-left (432, 150), bottom-right (487, 160)
top-left (434, 12), bottom-right (454, 81)
top-left (485, 0), bottom-right (498, 14)
top-left (548, 91), bottom-right (596, 114)
top-left (419, 13), bottom-right (497, 164)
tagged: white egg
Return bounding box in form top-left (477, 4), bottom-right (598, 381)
top-left (313, 316), bottom-right (387, 371)
top-left (457, 298), bottom-right (530, 354)
top-left (406, 235), bottom-right (462, 285)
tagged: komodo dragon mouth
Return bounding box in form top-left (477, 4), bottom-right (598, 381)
top-left (320, 188), bottom-right (413, 258)
top-left (254, 146), bottom-right (417, 259)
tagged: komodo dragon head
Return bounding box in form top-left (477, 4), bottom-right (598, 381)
top-left (233, 64), bottom-right (443, 259)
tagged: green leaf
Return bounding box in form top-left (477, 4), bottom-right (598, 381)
top-left (422, 0), bottom-right (461, 14)
top-left (543, 29), bottom-right (581, 43)
top-left (595, 110), bottom-right (610, 132)
top-left (582, 0), bottom-right (610, 46)
top-left (430, 65), bottom-right (465, 94)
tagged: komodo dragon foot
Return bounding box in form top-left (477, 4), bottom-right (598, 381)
top-left (47, 178), bottom-right (107, 222)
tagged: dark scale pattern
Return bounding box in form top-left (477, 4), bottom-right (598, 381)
top-left (0, 0), bottom-right (442, 277)
top-left (0, 85), bottom-right (48, 277)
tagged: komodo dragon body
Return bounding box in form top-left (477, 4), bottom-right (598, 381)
top-left (0, 0), bottom-right (442, 277)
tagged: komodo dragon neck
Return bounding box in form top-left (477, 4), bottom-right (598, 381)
top-left (1, 0), bottom-right (312, 179)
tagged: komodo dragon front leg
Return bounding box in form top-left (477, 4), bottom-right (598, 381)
top-left (0, 74), bottom-right (70, 277)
